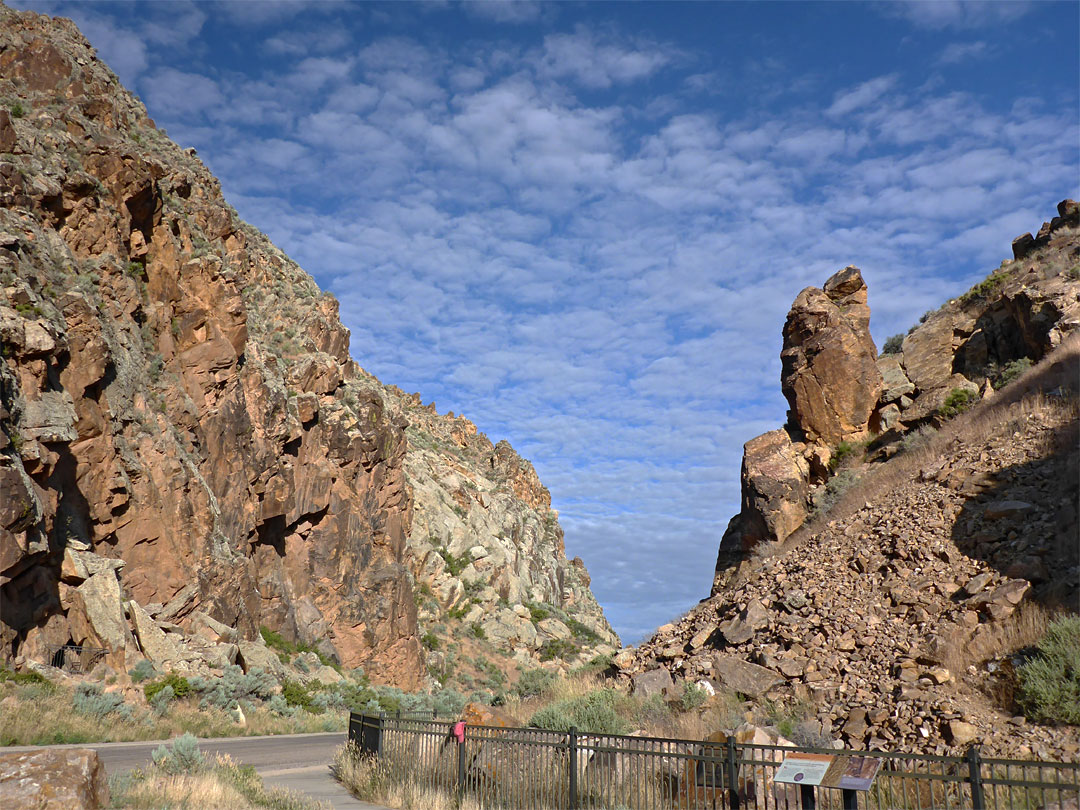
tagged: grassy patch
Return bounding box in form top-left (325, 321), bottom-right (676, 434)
top-left (259, 626), bottom-right (338, 670)
top-left (1017, 615), bottom-right (1080, 725)
top-left (938, 387), bottom-right (979, 419)
top-left (529, 688), bottom-right (628, 735)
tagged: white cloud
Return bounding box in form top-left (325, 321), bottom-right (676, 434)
top-left (827, 75), bottom-right (898, 117)
top-left (534, 27), bottom-right (675, 89)
top-left (938, 40), bottom-right (990, 64)
top-left (463, 0), bottom-right (545, 24)
top-left (883, 0), bottom-right (1033, 29)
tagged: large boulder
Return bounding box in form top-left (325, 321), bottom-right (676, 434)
top-left (0, 748), bottom-right (109, 809)
top-left (719, 430), bottom-right (809, 554)
top-left (780, 266), bottom-right (884, 445)
top-left (711, 655), bottom-right (784, 697)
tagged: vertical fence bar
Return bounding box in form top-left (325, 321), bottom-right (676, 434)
top-left (801, 783), bottom-right (816, 809)
top-left (727, 735), bottom-right (741, 810)
top-left (457, 725), bottom-right (467, 805)
top-left (568, 727), bottom-right (578, 810)
top-left (968, 745), bottom-right (985, 810)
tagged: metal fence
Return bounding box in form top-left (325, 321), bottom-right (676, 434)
top-left (45, 644), bottom-right (107, 673)
top-left (348, 712), bottom-right (1080, 810)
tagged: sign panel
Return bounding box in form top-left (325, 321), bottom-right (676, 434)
top-left (829, 755), bottom-right (882, 791)
top-left (773, 753), bottom-right (835, 786)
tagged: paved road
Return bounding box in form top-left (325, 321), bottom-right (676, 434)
top-left (3, 732), bottom-right (389, 810)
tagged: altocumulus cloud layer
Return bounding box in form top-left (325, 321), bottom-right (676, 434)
top-left (19, 0), bottom-right (1078, 642)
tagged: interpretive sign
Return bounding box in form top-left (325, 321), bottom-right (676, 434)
top-left (775, 752), bottom-right (882, 791)
top-left (774, 753), bottom-right (834, 786)
top-left (828, 755), bottom-right (882, 791)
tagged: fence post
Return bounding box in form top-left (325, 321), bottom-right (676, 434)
top-left (842, 788), bottom-right (858, 810)
top-left (967, 744), bottom-right (985, 810)
top-left (800, 784), bottom-right (816, 809)
top-left (568, 727), bottom-right (578, 810)
top-left (726, 735), bottom-right (740, 810)
top-left (457, 725), bottom-right (467, 804)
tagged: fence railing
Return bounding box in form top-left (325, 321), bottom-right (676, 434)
top-left (347, 712), bottom-right (1080, 810)
top-left (44, 644), bottom-right (107, 673)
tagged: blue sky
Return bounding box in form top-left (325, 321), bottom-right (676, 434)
top-left (20, 0), bottom-right (1079, 643)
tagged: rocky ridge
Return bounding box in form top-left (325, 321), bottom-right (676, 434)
top-left (719, 201), bottom-right (1080, 566)
top-left (617, 210), bottom-right (1080, 758)
top-left (365, 383), bottom-right (618, 683)
top-left (0, 5), bottom-right (614, 691)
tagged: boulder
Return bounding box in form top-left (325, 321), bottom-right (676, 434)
top-left (877, 355), bottom-right (916, 403)
top-left (73, 570), bottom-right (133, 653)
top-left (631, 667), bottom-right (674, 698)
top-left (129, 600), bottom-right (180, 667)
top-left (719, 430), bottom-right (809, 554)
top-left (463, 701), bottom-right (516, 727)
top-left (236, 640), bottom-right (286, 679)
top-left (720, 598), bottom-right (769, 645)
top-left (780, 266), bottom-right (883, 444)
top-left (0, 748), bottom-right (109, 809)
top-left (712, 654), bottom-right (783, 697)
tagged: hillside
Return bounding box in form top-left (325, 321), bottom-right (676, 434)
top-left (617, 206), bottom-right (1080, 759)
top-left (0, 4), bottom-right (614, 695)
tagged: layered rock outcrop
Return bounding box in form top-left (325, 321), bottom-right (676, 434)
top-left (368, 384), bottom-right (618, 676)
top-left (781, 266), bottom-right (883, 446)
top-left (0, 5), bottom-right (420, 684)
top-left (718, 204), bottom-right (1080, 567)
top-left (0, 6), bottom-right (615, 690)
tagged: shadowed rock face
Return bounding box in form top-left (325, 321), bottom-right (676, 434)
top-left (0, 6), bottom-right (421, 685)
top-left (781, 266), bottom-right (883, 446)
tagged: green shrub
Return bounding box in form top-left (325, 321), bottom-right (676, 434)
top-left (438, 547), bottom-right (473, 577)
top-left (73, 683), bottom-right (132, 721)
top-left (515, 668), bottom-right (556, 698)
top-left (0, 668), bottom-right (53, 690)
top-left (128, 660), bottom-right (156, 683)
top-left (144, 672), bottom-right (191, 702)
top-left (938, 387), bottom-right (978, 419)
top-left (9, 102), bottom-right (23, 119)
top-left (149, 684), bottom-right (174, 716)
top-left (538, 638), bottom-right (579, 662)
top-left (152, 733), bottom-right (204, 774)
top-left (993, 357), bottom-right (1032, 389)
top-left (282, 679), bottom-right (322, 713)
top-left (189, 665), bottom-right (275, 710)
top-left (468, 622), bottom-right (485, 639)
top-left (898, 425), bottom-right (937, 455)
top-left (565, 617), bottom-right (601, 644)
top-left (529, 689), bottom-right (628, 735)
top-left (1017, 616), bottom-right (1080, 725)
top-left (812, 470), bottom-right (860, 517)
top-left (421, 632), bottom-right (440, 650)
top-left (526, 602), bottom-right (551, 623)
top-left (680, 681), bottom-right (710, 712)
top-left (259, 626), bottom-right (338, 670)
top-left (881, 334), bottom-right (904, 355)
top-left (828, 441), bottom-right (856, 472)
top-left (960, 270), bottom-right (1009, 304)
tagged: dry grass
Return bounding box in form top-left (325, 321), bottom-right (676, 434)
top-left (333, 743), bottom-right (482, 810)
top-left (112, 753), bottom-right (326, 809)
top-left (0, 682), bottom-right (344, 746)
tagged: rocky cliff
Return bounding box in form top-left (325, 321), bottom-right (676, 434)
top-left (719, 203), bottom-right (1079, 567)
top-left (618, 206), bottom-right (1079, 758)
top-left (0, 5), bottom-right (614, 690)
top-left (368, 383), bottom-right (618, 684)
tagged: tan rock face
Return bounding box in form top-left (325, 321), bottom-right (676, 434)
top-left (719, 429), bottom-right (809, 556)
top-left (0, 7), bottom-right (421, 686)
top-left (0, 748), bottom-right (109, 810)
top-left (781, 266), bottom-right (884, 445)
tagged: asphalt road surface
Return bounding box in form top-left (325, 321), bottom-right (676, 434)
top-left (4, 732), bottom-right (389, 809)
